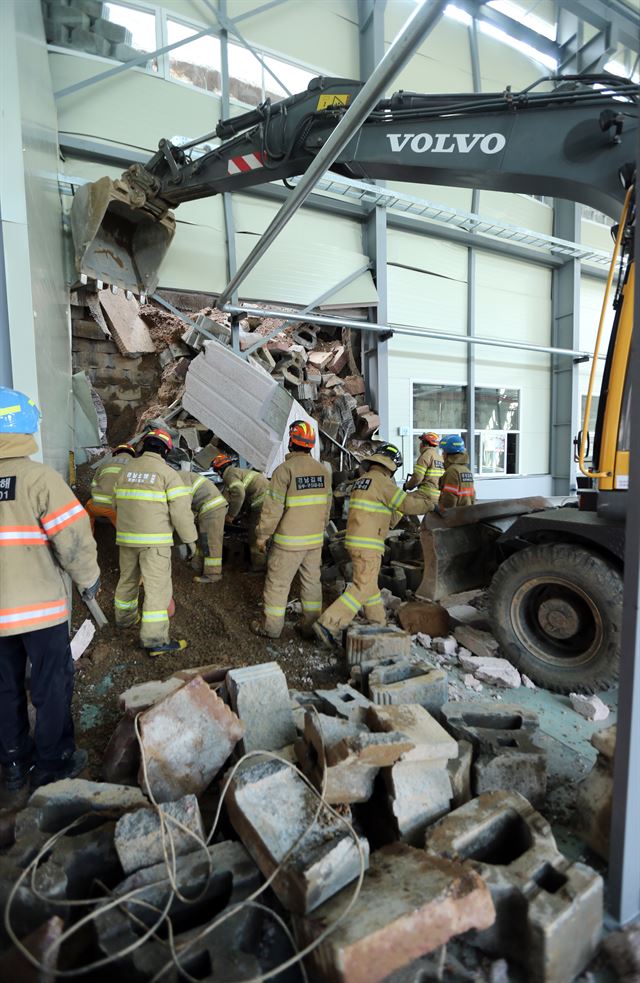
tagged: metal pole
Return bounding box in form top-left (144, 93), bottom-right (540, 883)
top-left (219, 0), bottom-right (239, 308)
top-left (608, 154), bottom-right (640, 924)
top-left (466, 16), bottom-right (481, 474)
top-left (222, 302), bottom-right (604, 360)
top-left (216, 0), bottom-right (448, 307)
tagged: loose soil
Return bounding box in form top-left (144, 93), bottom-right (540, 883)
top-left (72, 513), bottom-right (343, 779)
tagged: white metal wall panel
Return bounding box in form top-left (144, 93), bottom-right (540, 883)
top-left (385, 2), bottom-right (473, 93)
top-left (387, 230), bottom-right (468, 281)
top-left (476, 191), bottom-right (553, 236)
top-left (581, 218), bottom-right (614, 251)
top-left (387, 266), bottom-right (467, 337)
top-left (578, 275), bottom-right (614, 401)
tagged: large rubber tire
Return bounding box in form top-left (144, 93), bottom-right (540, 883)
top-left (488, 543), bottom-right (622, 694)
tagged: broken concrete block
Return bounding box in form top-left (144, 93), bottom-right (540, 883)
top-left (138, 675), bottom-right (244, 802)
top-left (433, 636), bottom-right (458, 657)
top-left (227, 662), bottom-right (296, 753)
top-left (302, 712), bottom-right (412, 803)
top-left (367, 704), bottom-right (458, 764)
top-left (385, 760), bottom-right (453, 843)
top-left (458, 654), bottom-right (521, 689)
top-left (398, 601), bottom-right (450, 637)
top-left (119, 676), bottom-right (184, 714)
top-left (293, 325), bottom-right (318, 349)
top-left (414, 632), bottom-right (432, 650)
top-left (448, 739), bottom-right (473, 807)
top-left (226, 758), bottom-right (369, 913)
top-left (69, 0), bottom-right (104, 15)
top-left (463, 673), bottom-right (483, 692)
top-left (308, 350), bottom-right (334, 371)
top-left (522, 674), bottom-right (536, 689)
top-left (368, 656), bottom-right (422, 687)
top-left (321, 372), bottom-right (342, 388)
top-left (114, 794), bottom-right (204, 875)
top-left (102, 711), bottom-right (139, 785)
top-left (0, 915), bottom-right (64, 980)
top-left (328, 345), bottom-right (348, 374)
top-left (445, 603), bottom-right (490, 629)
top-left (295, 843), bottom-right (495, 983)
top-left (343, 374), bottom-right (366, 396)
top-left (22, 780), bottom-right (146, 834)
top-left (440, 702), bottom-right (546, 807)
top-left (315, 684), bottom-right (376, 722)
top-left (93, 17), bottom-right (130, 44)
top-left (356, 411), bottom-right (380, 437)
top-left (569, 693), bottom-right (610, 721)
top-left (47, 4), bottom-right (90, 28)
top-left (296, 382), bottom-right (318, 401)
top-left (454, 625), bottom-right (499, 659)
top-left (369, 668), bottom-right (448, 714)
top-left (602, 922), bottom-right (640, 983)
top-left (425, 791), bottom-right (603, 983)
top-left (345, 624), bottom-right (411, 666)
top-left (575, 724), bottom-right (615, 860)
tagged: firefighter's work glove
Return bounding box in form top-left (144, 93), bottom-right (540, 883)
top-left (82, 577), bottom-right (101, 601)
top-left (185, 542), bottom-right (197, 560)
top-left (255, 538), bottom-right (267, 555)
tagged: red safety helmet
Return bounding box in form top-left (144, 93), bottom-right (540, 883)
top-left (212, 452), bottom-right (237, 472)
top-left (144, 428), bottom-right (173, 451)
top-left (419, 431), bottom-right (440, 447)
top-left (289, 420), bottom-right (316, 449)
top-left (113, 443), bottom-right (136, 457)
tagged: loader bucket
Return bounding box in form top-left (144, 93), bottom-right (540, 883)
top-left (70, 176), bottom-right (176, 296)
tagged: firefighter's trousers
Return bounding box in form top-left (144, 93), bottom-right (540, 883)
top-left (318, 549), bottom-right (385, 633)
top-left (247, 508), bottom-right (266, 571)
top-left (115, 545), bottom-right (172, 647)
top-left (263, 545), bottom-right (322, 637)
top-left (199, 509), bottom-right (226, 579)
top-left (86, 498), bottom-right (117, 533)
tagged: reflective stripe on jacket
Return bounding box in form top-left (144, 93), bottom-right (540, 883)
top-left (0, 433), bottom-right (99, 637)
top-left (256, 452), bottom-right (332, 551)
top-left (112, 451), bottom-right (198, 548)
top-left (344, 465), bottom-right (428, 553)
top-left (223, 466), bottom-right (269, 518)
top-left (411, 447), bottom-right (444, 498)
top-left (90, 451), bottom-right (132, 506)
top-left (438, 454), bottom-right (476, 509)
top-left (187, 472), bottom-right (228, 519)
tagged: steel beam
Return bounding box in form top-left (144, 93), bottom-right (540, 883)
top-left (466, 17), bottom-right (481, 475)
top-left (200, 0), bottom-right (291, 97)
top-left (559, 25), bottom-right (617, 75)
top-left (54, 23), bottom-right (223, 101)
top-left (233, 0), bottom-right (288, 23)
top-left (608, 196), bottom-right (640, 925)
top-left (359, 0), bottom-right (389, 440)
top-left (550, 199), bottom-right (581, 495)
top-left (557, 0), bottom-right (640, 55)
top-left (454, 0), bottom-right (559, 61)
top-left (215, 0), bottom-right (448, 308)
top-left (222, 302), bottom-right (602, 359)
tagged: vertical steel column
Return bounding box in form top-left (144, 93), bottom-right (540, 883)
top-left (0, 205), bottom-right (12, 387)
top-left (466, 17), bottom-right (481, 473)
top-left (550, 13), bottom-right (582, 495)
top-left (359, 0), bottom-right (390, 439)
top-left (608, 197), bottom-right (640, 925)
top-left (551, 199), bottom-right (581, 495)
top-left (219, 0), bottom-right (239, 352)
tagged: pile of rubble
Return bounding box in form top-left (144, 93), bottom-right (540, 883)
top-left (0, 637), bottom-right (610, 982)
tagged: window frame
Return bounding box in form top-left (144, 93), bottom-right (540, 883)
top-left (410, 378), bottom-right (522, 478)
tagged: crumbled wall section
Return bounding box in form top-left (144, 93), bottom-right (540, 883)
top-left (71, 294), bottom-right (161, 445)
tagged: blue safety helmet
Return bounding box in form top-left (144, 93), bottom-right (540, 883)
top-left (440, 434), bottom-right (466, 454)
top-left (0, 387), bottom-right (41, 434)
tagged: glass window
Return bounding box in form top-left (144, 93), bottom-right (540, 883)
top-left (104, 2), bottom-right (157, 66)
top-left (263, 55), bottom-right (315, 102)
top-left (167, 19), bottom-right (221, 93)
top-left (413, 384), bottom-right (467, 431)
top-left (475, 387), bottom-right (520, 431)
top-left (228, 42), bottom-right (263, 105)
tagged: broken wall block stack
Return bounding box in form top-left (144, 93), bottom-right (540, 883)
top-left (574, 724), bottom-right (615, 860)
top-left (43, 1), bottom-right (147, 63)
top-left (441, 701), bottom-right (547, 807)
top-left (425, 791), bottom-right (603, 983)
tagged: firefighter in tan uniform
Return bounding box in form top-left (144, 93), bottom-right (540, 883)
top-left (437, 435), bottom-right (476, 511)
top-left (404, 431), bottom-right (444, 512)
top-left (314, 443), bottom-right (426, 648)
top-left (112, 429), bottom-right (198, 655)
top-left (251, 421), bottom-right (331, 639)
top-left (186, 471), bottom-right (229, 583)
top-left (86, 442), bottom-right (136, 532)
top-left (213, 454), bottom-right (269, 571)
top-left (0, 388), bottom-right (100, 790)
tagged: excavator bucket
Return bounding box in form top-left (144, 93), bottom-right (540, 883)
top-left (70, 176), bottom-right (176, 296)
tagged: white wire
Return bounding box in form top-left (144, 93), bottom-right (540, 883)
top-left (3, 704), bottom-right (365, 981)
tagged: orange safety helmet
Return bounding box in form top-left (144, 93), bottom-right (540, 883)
top-left (144, 428), bottom-right (173, 451)
top-left (419, 431), bottom-right (440, 447)
top-left (212, 452), bottom-right (236, 472)
top-left (113, 443), bottom-right (136, 457)
top-left (289, 420), bottom-right (316, 449)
